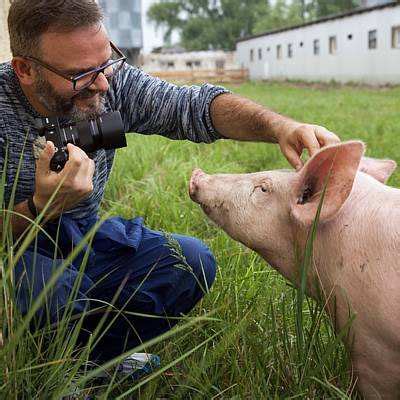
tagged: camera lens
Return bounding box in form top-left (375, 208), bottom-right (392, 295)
top-left (97, 112), bottom-right (126, 150)
top-left (76, 111), bottom-right (126, 153)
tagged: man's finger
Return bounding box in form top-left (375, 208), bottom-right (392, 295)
top-left (75, 158), bottom-right (95, 186)
top-left (299, 128), bottom-right (321, 157)
top-left (316, 129), bottom-right (341, 146)
top-left (61, 144), bottom-right (89, 177)
top-left (36, 141), bottom-right (55, 175)
top-left (67, 143), bottom-right (89, 160)
top-left (284, 146), bottom-right (303, 170)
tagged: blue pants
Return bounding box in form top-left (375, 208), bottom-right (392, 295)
top-left (14, 214), bottom-right (217, 361)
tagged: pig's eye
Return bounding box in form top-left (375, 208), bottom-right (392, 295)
top-left (252, 181), bottom-right (271, 196)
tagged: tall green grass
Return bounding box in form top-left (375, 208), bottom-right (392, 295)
top-left (1, 81), bottom-right (399, 398)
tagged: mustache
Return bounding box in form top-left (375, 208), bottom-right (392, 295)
top-left (72, 89), bottom-right (107, 101)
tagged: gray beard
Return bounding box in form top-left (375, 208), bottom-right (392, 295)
top-left (34, 71), bottom-right (107, 121)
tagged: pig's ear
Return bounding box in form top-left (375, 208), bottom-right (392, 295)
top-left (359, 157), bottom-right (397, 184)
top-left (291, 141), bottom-right (365, 225)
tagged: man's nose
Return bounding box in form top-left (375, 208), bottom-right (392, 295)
top-left (89, 72), bottom-right (109, 92)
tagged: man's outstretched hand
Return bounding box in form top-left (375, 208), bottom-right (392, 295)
top-left (276, 122), bottom-right (341, 170)
top-left (210, 93), bottom-right (341, 170)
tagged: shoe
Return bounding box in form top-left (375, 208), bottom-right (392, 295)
top-left (114, 352), bottom-right (161, 380)
top-left (90, 352), bottom-right (161, 380)
top-left (62, 353), bottom-right (161, 399)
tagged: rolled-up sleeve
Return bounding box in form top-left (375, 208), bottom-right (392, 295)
top-left (111, 65), bottom-right (230, 143)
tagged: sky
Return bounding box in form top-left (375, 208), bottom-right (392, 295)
top-left (141, 0), bottom-right (164, 53)
top-left (141, 0), bottom-right (181, 53)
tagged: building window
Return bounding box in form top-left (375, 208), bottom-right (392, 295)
top-left (348, 34), bottom-right (353, 40)
top-left (368, 30), bottom-right (377, 49)
top-left (186, 61), bottom-right (193, 68)
top-left (313, 39), bottom-right (320, 55)
top-left (392, 26), bottom-right (400, 49)
top-left (194, 60), bottom-right (201, 68)
top-left (288, 43), bottom-right (293, 58)
top-left (258, 48), bottom-right (262, 60)
top-left (329, 36), bottom-right (337, 55)
top-left (250, 49), bottom-right (254, 62)
top-left (167, 61), bottom-right (175, 69)
top-left (267, 47), bottom-right (271, 52)
top-left (300, 42), bottom-right (304, 47)
top-left (277, 44), bottom-right (282, 59)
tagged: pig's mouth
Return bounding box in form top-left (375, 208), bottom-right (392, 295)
top-left (199, 203), bottom-right (212, 215)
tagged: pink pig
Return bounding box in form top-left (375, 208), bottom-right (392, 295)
top-left (189, 141), bottom-right (400, 399)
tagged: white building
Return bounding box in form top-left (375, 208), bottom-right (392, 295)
top-left (236, 1), bottom-right (400, 85)
top-left (142, 50), bottom-right (238, 73)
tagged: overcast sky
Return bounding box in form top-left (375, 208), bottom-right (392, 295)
top-left (141, 0), bottom-right (164, 53)
top-left (141, 0), bottom-right (181, 53)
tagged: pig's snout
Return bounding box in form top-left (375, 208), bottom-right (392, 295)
top-left (189, 168), bottom-right (207, 202)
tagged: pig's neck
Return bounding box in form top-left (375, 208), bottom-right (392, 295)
top-left (305, 173), bottom-right (400, 320)
top-left (257, 173), bottom-right (400, 298)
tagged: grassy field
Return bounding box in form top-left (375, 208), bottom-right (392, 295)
top-left (2, 81), bottom-right (400, 399)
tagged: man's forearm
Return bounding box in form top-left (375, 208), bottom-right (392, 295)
top-left (210, 93), bottom-right (299, 143)
top-left (0, 200), bottom-right (37, 239)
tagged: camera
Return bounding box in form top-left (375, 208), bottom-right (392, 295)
top-left (35, 111), bottom-right (127, 172)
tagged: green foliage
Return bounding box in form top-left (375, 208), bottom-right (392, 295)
top-left (148, 0), bottom-right (268, 51)
top-left (147, 0), bottom-right (362, 51)
top-left (253, 0), bottom-right (305, 35)
top-left (146, 1), bottom-right (182, 45)
top-left (308, 0), bottom-right (361, 18)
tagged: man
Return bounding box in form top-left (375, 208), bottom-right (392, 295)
top-left (2, 0), bottom-right (339, 364)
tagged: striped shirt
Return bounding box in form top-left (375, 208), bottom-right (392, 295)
top-left (0, 62), bottom-right (228, 219)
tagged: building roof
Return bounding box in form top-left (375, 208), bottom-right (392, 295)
top-left (236, 1), bottom-right (399, 44)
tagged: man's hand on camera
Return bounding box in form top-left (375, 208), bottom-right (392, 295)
top-left (33, 141), bottom-right (95, 219)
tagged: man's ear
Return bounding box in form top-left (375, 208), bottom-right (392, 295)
top-left (11, 57), bottom-right (36, 86)
top-left (359, 157), bottom-right (397, 184)
top-left (291, 141), bottom-right (365, 226)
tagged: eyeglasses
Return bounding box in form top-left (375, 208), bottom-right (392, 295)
top-left (25, 41), bottom-right (127, 91)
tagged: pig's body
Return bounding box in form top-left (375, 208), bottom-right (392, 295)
top-left (308, 173), bottom-right (400, 398)
top-left (189, 142), bottom-right (400, 399)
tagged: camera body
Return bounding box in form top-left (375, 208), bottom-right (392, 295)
top-left (35, 111), bottom-right (127, 172)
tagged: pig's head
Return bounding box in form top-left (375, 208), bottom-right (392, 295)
top-left (189, 141), bottom-right (396, 281)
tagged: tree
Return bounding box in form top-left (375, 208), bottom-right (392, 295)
top-left (253, 0), bottom-right (304, 35)
top-left (307, 0), bottom-right (361, 18)
top-left (148, 0), bottom-right (270, 51)
top-left (147, 1), bottom-right (183, 45)
top-left (147, 0), bottom-right (362, 51)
